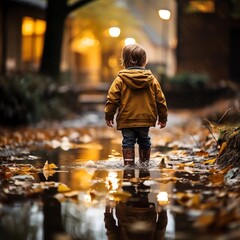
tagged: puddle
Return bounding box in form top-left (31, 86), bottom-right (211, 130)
top-left (1, 139), bottom-right (239, 240)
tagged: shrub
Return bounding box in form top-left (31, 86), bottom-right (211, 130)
top-left (0, 74), bottom-right (70, 126)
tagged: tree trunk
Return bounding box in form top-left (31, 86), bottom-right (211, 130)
top-left (39, 0), bottom-right (67, 78)
top-left (39, 0), bottom-right (96, 78)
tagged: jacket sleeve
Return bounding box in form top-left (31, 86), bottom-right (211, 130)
top-left (105, 78), bottom-right (122, 121)
top-left (154, 79), bottom-right (168, 123)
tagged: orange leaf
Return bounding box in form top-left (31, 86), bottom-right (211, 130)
top-left (218, 142), bottom-right (227, 156)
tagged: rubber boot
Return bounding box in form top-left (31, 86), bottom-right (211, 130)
top-left (139, 148), bottom-right (150, 165)
top-left (122, 148), bottom-right (135, 166)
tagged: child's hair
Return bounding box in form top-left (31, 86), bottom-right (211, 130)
top-left (121, 44), bottom-right (147, 68)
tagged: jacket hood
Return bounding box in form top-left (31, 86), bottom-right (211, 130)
top-left (118, 69), bottom-right (154, 90)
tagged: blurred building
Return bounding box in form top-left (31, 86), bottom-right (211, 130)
top-left (0, 0), bottom-right (176, 85)
top-left (176, 0), bottom-right (240, 83)
top-left (0, 0), bottom-right (239, 85)
top-left (0, 0), bottom-right (46, 73)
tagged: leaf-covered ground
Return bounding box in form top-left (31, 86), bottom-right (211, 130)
top-left (0, 103), bottom-right (240, 239)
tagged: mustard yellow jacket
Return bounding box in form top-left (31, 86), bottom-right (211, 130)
top-left (105, 69), bottom-right (168, 130)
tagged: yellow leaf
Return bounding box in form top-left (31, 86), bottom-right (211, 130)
top-left (43, 161), bottom-right (57, 171)
top-left (43, 169), bottom-right (56, 180)
top-left (48, 163), bottom-right (58, 169)
top-left (203, 158), bottom-right (217, 165)
top-left (58, 183), bottom-right (71, 192)
top-left (176, 192), bottom-right (201, 208)
top-left (177, 161), bottom-right (194, 169)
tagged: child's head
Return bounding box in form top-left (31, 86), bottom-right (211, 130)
top-left (121, 44), bottom-right (147, 68)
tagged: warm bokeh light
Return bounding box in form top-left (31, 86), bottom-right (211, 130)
top-left (157, 191), bottom-right (169, 205)
top-left (21, 17), bottom-right (45, 64)
top-left (106, 172), bottom-right (119, 191)
top-left (158, 9), bottom-right (171, 20)
top-left (22, 17), bottom-right (34, 36)
top-left (109, 27), bottom-right (121, 37)
top-left (124, 38), bottom-right (136, 45)
top-left (35, 19), bottom-right (46, 35)
top-left (22, 17), bottom-right (46, 36)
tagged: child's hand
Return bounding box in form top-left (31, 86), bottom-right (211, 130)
top-left (158, 121), bottom-right (166, 129)
top-left (106, 120), bottom-right (114, 128)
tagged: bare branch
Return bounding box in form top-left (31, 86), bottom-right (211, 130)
top-left (217, 107), bottom-right (240, 123)
top-left (66, 0), bottom-right (96, 16)
top-left (189, 131), bottom-right (201, 148)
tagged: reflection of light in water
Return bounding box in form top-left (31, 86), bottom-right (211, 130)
top-left (71, 169), bottom-right (93, 190)
top-left (62, 202), bottom-right (106, 239)
top-left (108, 149), bottom-right (121, 160)
top-left (106, 172), bottom-right (119, 191)
top-left (166, 209), bottom-right (175, 239)
top-left (83, 192), bottom-right (92, 206)
top-left (157, 191), bottom-right (169, 205)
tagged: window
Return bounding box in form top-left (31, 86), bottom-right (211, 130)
top-left (186, 0), bottom-right (215, 13)
top-left (22, 17), bottom-right (46, 70)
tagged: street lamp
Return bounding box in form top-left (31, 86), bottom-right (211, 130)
top-left (158, 9), bottom-right (171, 20)
top-left (109, 27), bottom-right (121, 37)
top-left (124, 38), bottom-right (136, 46)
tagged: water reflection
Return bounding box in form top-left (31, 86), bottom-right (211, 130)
top-left (0, 200), bottom-right (43, 240)
top-left (43, 195), bottom-right (65, 240)
top-left (51, 167), bottom-right (173, 240)
top-left (104, 168), bottom-right (168, 240)
top-left (1, 139), bottom-right (176, 240)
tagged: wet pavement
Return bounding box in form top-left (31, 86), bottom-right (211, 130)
top-left (0, 111), bottom-right (240, 240)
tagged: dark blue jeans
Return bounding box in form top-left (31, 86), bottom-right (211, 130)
top-left (121, 127), bottom-right (151, 149)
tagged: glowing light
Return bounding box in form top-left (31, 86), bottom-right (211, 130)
top-left (109, 27), bottom-right (121, 37)
top-left (84, 193), bottom-right (92, 204)
top-left (22, 17), bottom-right (34, 36)
top-left (106, 172), bottom-right (119, 191)
top-left (80, 37), bottom-right (96, 47)
top-left (124, 38), bottom-right (136, 46)
top-left (158, 9), bottom-right (171, 20)
top-left (35, 20), bottom-right (46, 35)
top-left (157, 191), bottom-right (169, 205)
top-left (22, 17), bottom-right (46, 36)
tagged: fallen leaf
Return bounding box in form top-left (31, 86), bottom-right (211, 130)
top-left (203, 158), bottom-right (217, 165)
top-left (195, 150), bottom-right (209, 157)
top-left (58, 183), bottom-right (71, 192)
top-left (177, 161), bottom-right (194, 170)
top-left (218, 141), bottom-right (227, 156)
top-left (43, 161), bottom-right (57, 170)
top-left (209, 172), bottom-right (224, 186)
top-left (176, 192), bottom-right (201, 208)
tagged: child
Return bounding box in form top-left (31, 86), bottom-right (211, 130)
top-left (105, 43), bottom-right (168, 166)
